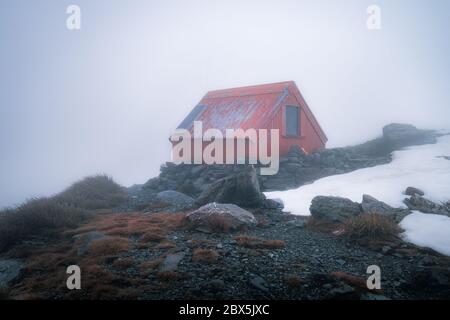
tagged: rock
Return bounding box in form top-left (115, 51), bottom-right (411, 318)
top-left (196, 167), bottom-right (266, 208)
top-left (310, 196), bottom-right (361, 222)
top-left (361, 194), bottom-right (411, 222)
top-left (361, 194), bottom-right (410, 222)
top-left (286, 219), bottom-right (307, 229)
top-left (185, 203), bottom-right (257, 233)
top-left (159, 251), bottom-right (186, 272)
top-left (327, 282), bottom-right (359, 300)
top-left (361, 194), bottom-right (395, 215)
top-left (156, 190), bottom-right (195, 211)
top-left (0, 259), bottom-right (23, 288)
top-left (404, 187), bottom-right (425, 197)
top-left (263, 198), bottom-right (284, 210)
top-left (74, 231), bottom-right (107, 256)
top-left (206, 279), bottom-right (225, 292)
top-left (382, 123), bottom-right (436, 150)
top-left (381, 246), bottom-right (391, 254)
top-left (249, 275), bottom-right (269, 293)
top-left (403, 195), bottom-right (449, 216)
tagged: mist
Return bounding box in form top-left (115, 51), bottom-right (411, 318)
top-left (1, 0), bottom-right (449, 208)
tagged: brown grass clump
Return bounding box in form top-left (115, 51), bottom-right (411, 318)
top-left (154, 241), bottom-right (177, 250)
top-left (140, 258), bottom-right (164, 271)
top-left (342, 213), bottom-right (403, 243)
top-left (285, 275), bottom-right (302, 288)
top-left (112, 257), bottom-right (135, 269)
top-left (192, 249), bottom-right (219, 263)
top-left (234, 236), bottom-right (286, 249)
top-left (305, 217), bottom-right (342, 234)
top-left (330, 271), bottom-right (368, 290)
top-left (89, 237), bottom-right (130, 256)
top-left (156, 271), bottom-right (183, 282)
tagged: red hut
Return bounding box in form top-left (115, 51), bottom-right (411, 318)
top-left (174, 81), bottom-right (327, 163)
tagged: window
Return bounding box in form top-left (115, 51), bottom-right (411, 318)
top-left (285, 105), bottom-right (300, 136)
top-left (177, 104), bottom-right (207, 129)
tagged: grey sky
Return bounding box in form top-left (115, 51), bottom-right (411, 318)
top-left (1, 0), bottom-right (449, 208)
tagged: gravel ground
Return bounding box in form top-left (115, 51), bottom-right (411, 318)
top-left (109, 210), bottom-right (450, 300)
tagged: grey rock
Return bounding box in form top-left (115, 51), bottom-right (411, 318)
top-left (382, 246), bottom-right (391, 254)
top-left (196, 167), bottom-right (265, 208)
top-left (185, 203), bottom-right (257, 233)
top-left (362, 194), bottom-right (410, 222)
top-left (249, 275), bottom-right (269, 293)
top-left (403, 195), bottom-right (449, 216)
top-left (286, 219), bottom-right (307, 229)
top-left (0, 259), bottom-right (23, 288)
top-left (361, 194), bottom-right (395, 215)
top-left (310, 196), bottom-right (361, 222)
top-left (404, 186), bottom-right (425, 197)
top-left (159, 251), bottom-right (186, 272)
top-left (156, 190), bottom-right (195, 211)
top-left (74, 231), bottom-right (106, 256)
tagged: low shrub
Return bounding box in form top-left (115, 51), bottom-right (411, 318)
top-left (0, 198), bottom-right (91, 251)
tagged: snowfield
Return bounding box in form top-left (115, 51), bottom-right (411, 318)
top-left (265, 135), bottom-right (450, 255)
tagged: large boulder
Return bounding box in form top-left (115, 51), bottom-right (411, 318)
top-left (310, 196), bottom-right (362, 222)
top-left (403, 195), bottom-right (450, 216)
top-left (156, 190), bottom-right (195, 211)
top-left (361, 194), bottom-right (394, 215)
top-left (382, 123), bottom-right (436, 150)
top-left (196, 167), bottom-right (266, 208)
top-left (361, 194), bottom-right (410, 222)
top-left (185, 203), bottom-right (257, 233)
top-left (0, 259), bottom-right (23, 288)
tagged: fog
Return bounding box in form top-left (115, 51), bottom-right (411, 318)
top-left (1, 0), bottom-right (449, 208)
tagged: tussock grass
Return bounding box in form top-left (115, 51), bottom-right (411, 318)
top-left (234, 236), bottom-right (286, 249)
top-left (192, 248), bottom-right (219, 263)
top-left (0, 198), bottom-right (91, 251)
top-left (56, 174), bottom-right (128, 210)
top-left (342, 213), bottom-right (403, 243)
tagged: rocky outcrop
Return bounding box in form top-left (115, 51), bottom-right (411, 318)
top-left (185, 203), bottom-right (257, 233)
top-left (403, 195), bottom-right (450, 216)
top-left (156, 190), bottom-right (195, 211)
top-left (196, 167), bottom-right (265, 208)
top-left (310, 196), bottom-right (362, 222)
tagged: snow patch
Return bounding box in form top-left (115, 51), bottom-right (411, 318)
top-left (265, 135), bottom-right (450, 216)
top-left (400, 212), bottom-right (450, 256)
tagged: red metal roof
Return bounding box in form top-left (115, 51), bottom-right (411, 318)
top-left (178, 81), bottom-right (327, 144)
